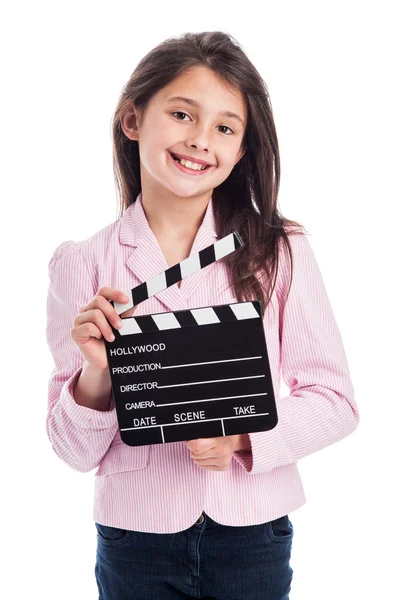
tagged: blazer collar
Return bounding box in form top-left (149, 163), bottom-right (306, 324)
top-left (119, 192), bottom-right (219, 312)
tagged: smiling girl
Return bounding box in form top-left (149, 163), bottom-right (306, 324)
top-left (46, 31), bottom-right (359, 600)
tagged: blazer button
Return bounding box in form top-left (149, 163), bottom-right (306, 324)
top-left (195, 512), bottom-right (205, 524)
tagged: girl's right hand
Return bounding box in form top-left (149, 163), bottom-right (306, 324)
top-left (71, 287), bottom-right (136, 371)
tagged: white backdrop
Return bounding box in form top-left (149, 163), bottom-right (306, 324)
top-left (1, 1), bottom-right (398, 598)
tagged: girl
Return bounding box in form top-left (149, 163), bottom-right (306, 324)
top-left (46, 31), bottom-right (360, 600)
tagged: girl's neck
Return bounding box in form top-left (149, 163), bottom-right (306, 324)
top-left (141, 191), bottom-right (211, 241)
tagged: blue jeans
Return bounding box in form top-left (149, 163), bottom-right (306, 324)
top-left (95, 512), bottom-right (294, 599)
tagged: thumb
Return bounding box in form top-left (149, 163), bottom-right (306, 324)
top-left (119, 303), bottom-right (138, 320)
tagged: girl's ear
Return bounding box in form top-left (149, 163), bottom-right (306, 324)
top-left (121, 106), bottom-right (141, 141)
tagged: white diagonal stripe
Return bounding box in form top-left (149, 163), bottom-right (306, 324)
top-left (119, 318), bottom-right (142, 335)
top-left (229, 302), bottom-right (259, 320)
top-left (180, 253), bottom-right (201, 278)
top-left (147, 272), bottom-right (167, 296)
top-left (152, 312), bottom-right (182, 330)
top-left (214, 233), bottom-right (234, 260)
top-left (191, 307), bottom-right (220, 325)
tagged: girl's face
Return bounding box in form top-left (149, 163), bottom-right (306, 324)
top-left (122, 65), bottom-right (247, 203)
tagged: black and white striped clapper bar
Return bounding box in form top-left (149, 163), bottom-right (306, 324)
top-left (104, 232), bottom-right (278, 447)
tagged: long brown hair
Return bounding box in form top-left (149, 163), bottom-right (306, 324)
top-left (111, 31), bottom-right (306, 315)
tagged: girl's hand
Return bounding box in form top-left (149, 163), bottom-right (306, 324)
top-left (71, 287), bottom-right (136, 370)
top-left (184, 435), bottom-right (246, 471)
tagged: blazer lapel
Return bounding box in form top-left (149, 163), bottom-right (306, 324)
top-left (178, 202), bottom-right (219, 303)
top-left (119, 192), bottom-right (220, 313)
top-left (125, 244), bottom-right (189, 313)
top-left (120, 198), bottom-right (188, 313)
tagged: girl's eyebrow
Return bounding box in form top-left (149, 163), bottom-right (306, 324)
top-left (166, 96), bottom-right (244, 127)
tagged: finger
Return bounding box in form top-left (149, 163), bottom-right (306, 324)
top-left (71, 321), bottom-right (104, 344)
top-left (79, 287), bottom-right (123, 306)
top-left (79, 289), bottom-right (128, 313)
top-left (119, 304), bottom-right (138, 319)
top-left (74, 307), bottom-right (118, 343)
top-left (80, 291), bottom-right (128, 331)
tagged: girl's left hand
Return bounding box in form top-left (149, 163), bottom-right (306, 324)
top-left (184, 435), bottom-right (246, 471)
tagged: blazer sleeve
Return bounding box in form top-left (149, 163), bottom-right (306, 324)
top-left (233, 230), bottom-right (360, 475)
top-left (46, 240), bottom-right (119, 473)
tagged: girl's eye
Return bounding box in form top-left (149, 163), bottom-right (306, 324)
top-left (171, 111), bottom-right (234, 135)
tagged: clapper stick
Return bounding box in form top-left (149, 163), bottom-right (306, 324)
top-left (103, 231), bottom-right (278, 446)
top-left (111, 231), bottom-right (244, 315)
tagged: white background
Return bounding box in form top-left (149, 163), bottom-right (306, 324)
top-left (1, 1), bottom-right (398, 598)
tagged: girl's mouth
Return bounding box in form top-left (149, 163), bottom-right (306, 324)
top-left (168, 151), bottom-right (213, 176)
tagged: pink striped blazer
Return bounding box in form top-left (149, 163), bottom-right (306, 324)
top-left (46, 192), bottom-right (359, 533)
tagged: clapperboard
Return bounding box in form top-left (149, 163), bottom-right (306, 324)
top-left (104, 232), bottom-right (278, 447)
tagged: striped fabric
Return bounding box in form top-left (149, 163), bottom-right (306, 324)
top-left (45, 192), bottom-right (360, 534)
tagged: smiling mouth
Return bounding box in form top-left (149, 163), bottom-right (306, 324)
top-left (168, 151), bottom-right (212, 170)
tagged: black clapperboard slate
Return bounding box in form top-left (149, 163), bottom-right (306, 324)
top-left (104, 232), bottom-right (278, 447)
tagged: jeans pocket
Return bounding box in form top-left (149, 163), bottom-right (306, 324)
top-left (266, 514), bottom-right (294, 543)
top-left (95, 522), bottom-right (130, 545)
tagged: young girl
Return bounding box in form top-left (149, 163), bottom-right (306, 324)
top-left (46, 31), bottom-right (360, 600)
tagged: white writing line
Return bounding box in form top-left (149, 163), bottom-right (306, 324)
top-left (162, 356), bottom-right (262, 369)
top-left (120, 412), bottom-right (270, 431)
top-left (157, 375), bottom-right (265, 389)
top-left (157, 392), bottom-right (268, 408)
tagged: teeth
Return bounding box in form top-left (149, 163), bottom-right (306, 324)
top-left (181, 158), bottom-right (207, 170)
top-left (172, 154), bottom-right (208, 170)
